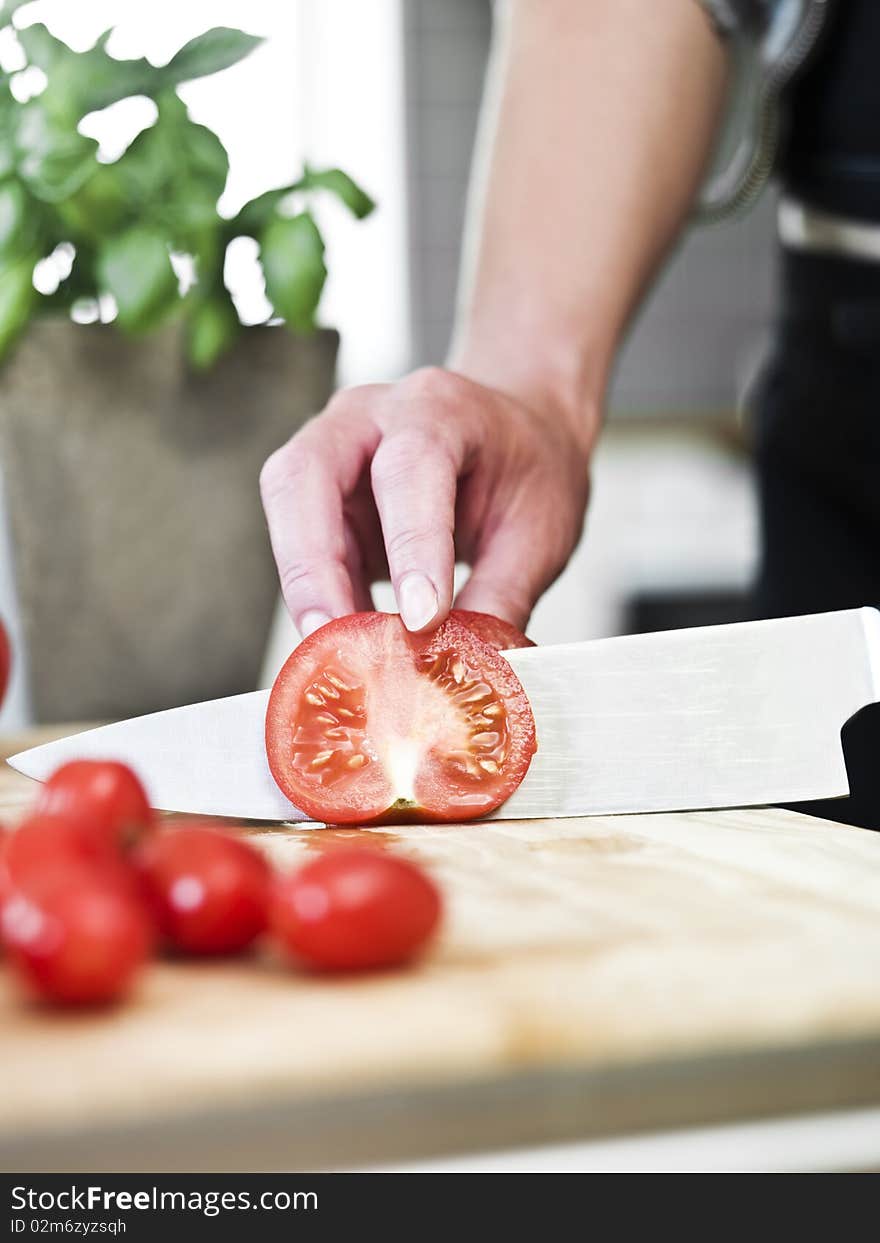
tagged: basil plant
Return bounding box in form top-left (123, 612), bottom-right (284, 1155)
top-left (0, 1), bottom-right (374, 366)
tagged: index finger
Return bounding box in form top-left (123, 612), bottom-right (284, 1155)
top-left (260, 395), bottom-right (382, 636)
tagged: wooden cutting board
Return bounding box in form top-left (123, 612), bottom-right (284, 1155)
top-left (2, 726), bottom-right (880, 1171)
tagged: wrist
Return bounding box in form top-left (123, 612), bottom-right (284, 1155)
top-left (449, 329), bottom-right (607, 456)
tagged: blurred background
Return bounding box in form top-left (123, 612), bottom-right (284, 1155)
top-left (0, 0), bottom-right (776, 730)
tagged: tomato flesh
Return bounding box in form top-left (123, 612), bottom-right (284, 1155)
top-left (451, 610), bottom-right (535, 652)
top-left (266, 613), bottom-right (536, 824)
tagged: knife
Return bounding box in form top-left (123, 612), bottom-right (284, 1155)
top-left (8, 607), bottom-right (880, 822)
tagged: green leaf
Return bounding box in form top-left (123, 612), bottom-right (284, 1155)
top-left (14, 103), bottom-right (98, 202)
top-left (0, 256), bottom-right (35, 358)
top-left (299, 166), bottom-right (375, 219)
top-left (0, 139), bottom-right (15, 183)
top-left (117, 95), bottom-right (227, 217)
top-left (186, 293), bottom-right (238, 369)
top-left (96, 226), bottom-right (178, 332)
top-left (0, 81), bottom-right (16, 182)
top-left (103, 94), bottom-right (227, 253)
top-left (17, 24), bottom-right (259, 124)
top-left (162, 27), bottom-right (262, 84)
top-left (53, 54), bottom-right (159, 120)
top-left (0, 178), bottom-right (27, 249)
top-left (231, 186), bottom-right (294, 237)
top-left (166, 99), bottom-right (227, 191)
top-left (260, 211), bottom-right (326, 333)
top-left (55, 162), bottom-right (132, 240)
top-left (230, 168), bottom-right (374, 240)
top-left (16, 21), bottom-right (65, 70)
top-left (26, 26), bottom-right (162, 121)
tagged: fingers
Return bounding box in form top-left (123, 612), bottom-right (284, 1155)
top-left (260, 397), bottom-right (382, 636)
top-left (263, 369), bottom-right (520, 638)
top-left (343, 519), bottom-right (375, 614)
top-left (454, 514), bottom-right (561, 630)
top-left (370, 429), bottom-right (460, 631)
top-left (370, 379), bottom-right (465, 631)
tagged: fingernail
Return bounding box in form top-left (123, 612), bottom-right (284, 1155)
top-left (300, 610), bottom-right (332, 638)
top-left (398, 573), bottom-right (439, 632)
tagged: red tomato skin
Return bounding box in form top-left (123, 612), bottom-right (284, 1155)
top-left (0, 825), bottom-right (9, 924)
top-left (135, 824), bottom-right (271, 956)
top-left (33, 760), bottom-right (154, 851)
top-left (3, 818), bottom-right (148, 922)
top-left (269, 849), bottom-right (442, 972)
top-left (0, 618), bottom-right (10, 708)
top-left (451, 610), bottom-right (535, 652)
top-left (2, 880), bottom-right (153, 1005)
top-left (5, 814), bottom-right (117, 879)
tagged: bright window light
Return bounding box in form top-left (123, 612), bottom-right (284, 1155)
top-left (17, 0), bottom-right (410, 381)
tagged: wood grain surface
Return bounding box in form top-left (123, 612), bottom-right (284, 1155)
top-left (2, 726), bottom-right (880, 1171)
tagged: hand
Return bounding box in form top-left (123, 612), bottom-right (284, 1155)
top-left (259, 366), bottom-right (594, 636)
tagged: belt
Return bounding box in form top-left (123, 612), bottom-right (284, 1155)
top-left (779, 196), bottom-right (880, 264)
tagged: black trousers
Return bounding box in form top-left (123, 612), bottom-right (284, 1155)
top-left (752, 247), bottom-right (880, 828)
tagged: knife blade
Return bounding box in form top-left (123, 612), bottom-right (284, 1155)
top-left (8, 608), bottom-right (880, 822)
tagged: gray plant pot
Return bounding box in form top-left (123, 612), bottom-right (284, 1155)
top-left (0, 318), bottom-right (338, 723)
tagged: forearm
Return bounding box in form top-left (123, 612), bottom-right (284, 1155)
top-left (451, 0), bottom-right (728, 446)
top-left (261, 2), bottom-right (729, 633)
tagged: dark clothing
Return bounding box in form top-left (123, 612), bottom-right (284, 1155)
top-left (780, 0), bottom-right (880, 222)
top-left (752, 247), bottom-right (880, 828)
top-left (697, 0), bottom-right (831, 220)
top-left (692, 1), bottom-right (880, 824)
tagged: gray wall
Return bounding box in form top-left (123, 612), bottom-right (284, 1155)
top-left (610, 193), bottom-right (777, 415)
top-left (403, 0), bottom-right (492, 370)
top-left (402, 0), bottom-right (777, 416)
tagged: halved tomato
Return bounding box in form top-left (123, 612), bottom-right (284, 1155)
top-left (451, 610), bottom-right (535, 652)
top-left (266, 613), bottom-right (537, 825)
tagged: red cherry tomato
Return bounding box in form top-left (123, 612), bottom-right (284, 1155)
top-left (34, 760), bottom-right (153, 851)
top-left (5, 814), bottom-right (116, 878)
top-left (0, 824), bottom-right (10, 919)
top-left (135, 824), bottom-right (271, 956)
top-left (0, 618), bottom-right (10, 709)
top-left (2, 879), bottom-right (153, 1005)
top-left (269, 849), bottom-right (442, 972)
top-left (451, 610), bottom-right (535, 652)
top-left (265, 613), bottom-right (537, 825)
top-left (3, 815), bottom-right (145, 909)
